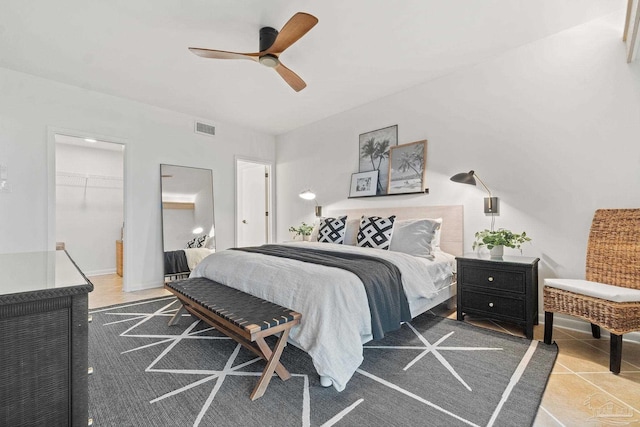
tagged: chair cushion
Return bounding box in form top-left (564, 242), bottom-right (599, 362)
top-left (544, 278), bottom-right (640, 303)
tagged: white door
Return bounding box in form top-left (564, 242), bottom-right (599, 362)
top-left (236, 159), bottom-right (271, 247)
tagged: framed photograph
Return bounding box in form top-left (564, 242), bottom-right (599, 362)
top-left (359, 125), bottom-right (398, 195)
top-left (349, 170), bottom-right (379, 197)
top-left (387, 140), bottom-right (427, 194)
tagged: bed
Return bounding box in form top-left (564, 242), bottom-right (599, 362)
top-left (164, 247), bottom-right (215, 282)
top-left (190, 205), bottom-right (463, 391)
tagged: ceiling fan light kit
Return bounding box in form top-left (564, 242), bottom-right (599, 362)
top-left (189, 12), bottom-right (318, 92)
top-left (259, 54), bottom-right (279, 68)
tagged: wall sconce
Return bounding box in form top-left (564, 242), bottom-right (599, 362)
top-left (450, 170), bottom-right (499, 214)
top-left (299, 189), bottom-right (322, 217)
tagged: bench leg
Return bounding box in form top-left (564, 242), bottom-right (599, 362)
top-left (250, 328), bottom-right (292, 401)
top-left (252, 336), bottom-right (291, 382)
top-left (168, 305), bottom-right (186, 326)
top-left (544, 312), bottom-right (553, 344)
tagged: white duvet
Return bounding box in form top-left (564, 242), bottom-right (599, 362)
top-left (190, 241), bottom-right (453, 391)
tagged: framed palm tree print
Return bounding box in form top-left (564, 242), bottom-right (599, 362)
top-left (358, 125), bottom-right (398, 195)
top-left (387, 140), bottom-right (427, 194)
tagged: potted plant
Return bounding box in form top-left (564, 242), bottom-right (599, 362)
top-left (289, 222), bottom-right (314, 241)
top-left (472, 228), bottom-right (531, 257)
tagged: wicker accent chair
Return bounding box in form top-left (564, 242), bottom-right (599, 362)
top-left (544, 208), bottom-right (640, 374)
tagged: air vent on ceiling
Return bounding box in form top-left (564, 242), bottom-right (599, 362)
top-left (195, 121), bottom-right (216, 137)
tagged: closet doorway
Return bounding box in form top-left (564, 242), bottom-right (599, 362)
top-left (236, 158), bottom-right (272, 247)
top-left (54, 134), bottom-right (125, 307)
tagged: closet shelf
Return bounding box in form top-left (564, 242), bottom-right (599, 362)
top-left (56, 171), bottom-right (123, 189)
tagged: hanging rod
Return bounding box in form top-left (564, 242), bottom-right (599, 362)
top-left (56, 171), bottom-right (123, 189)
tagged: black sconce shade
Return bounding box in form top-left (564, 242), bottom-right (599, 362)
top-left (450, 170), bottom-right (499, 214)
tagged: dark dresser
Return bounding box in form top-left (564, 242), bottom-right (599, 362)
top-left (0, 250), bottom-right (93, 427)
top-left (456, 253), bottom-right (539, 339)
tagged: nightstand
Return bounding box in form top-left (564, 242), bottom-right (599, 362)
top-left (456, 254), bottom-right (539, 339)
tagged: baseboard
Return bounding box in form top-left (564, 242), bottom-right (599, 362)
top-left (85, 268), bottom-right (117, 277)
top-left (124, 281), bottom-right (165, 292)
top-left (539, 313), bottom-right (640, 343)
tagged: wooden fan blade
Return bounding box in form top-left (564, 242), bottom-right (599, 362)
top-left (189, 47), bottom-right (260, 61)
top-left (266, 12), bottom-right (318, 55)
top-left (274, 62), bottom-right (307, 92)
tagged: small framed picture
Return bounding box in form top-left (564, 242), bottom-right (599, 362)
top-left (349, 170), bottom-right (379, 197)
top-left (387, 140), bottom-right (427, 194)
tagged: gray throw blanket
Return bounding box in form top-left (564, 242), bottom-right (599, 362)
top-left (164, 250), bottom-right (189, 275)
top-left (232, 244), bottom-right (411, 339)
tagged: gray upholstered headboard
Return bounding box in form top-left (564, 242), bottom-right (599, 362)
top-left (327, 205), bottom-right (464, 256)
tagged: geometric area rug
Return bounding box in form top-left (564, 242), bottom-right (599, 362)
top-left (88, 297), bottom-right (558, 427)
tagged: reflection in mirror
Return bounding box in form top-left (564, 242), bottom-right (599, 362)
top-left (160, 164), bottom-right (215, 282)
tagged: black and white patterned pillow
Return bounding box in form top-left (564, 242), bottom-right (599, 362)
top-left (185, 234), bottom-right (208, 248)
top-left (318, 216), bottom-right (348, 244)
top-left (357, 215), bottom-right (396, 249)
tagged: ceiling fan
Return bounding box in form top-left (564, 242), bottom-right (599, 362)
top-left (189, 12), bottom-right (318, 92)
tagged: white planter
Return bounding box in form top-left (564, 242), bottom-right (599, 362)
top-left (291, 234), bottom-right (311, 241)
top-left (489, 245), bottom-right (504, 258)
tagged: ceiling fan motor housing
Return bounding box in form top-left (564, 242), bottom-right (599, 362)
top-left (259, 27), bottom-right (278, 52)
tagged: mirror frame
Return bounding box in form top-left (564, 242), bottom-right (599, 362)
top-left (160, 164), bottom-right (215, 281)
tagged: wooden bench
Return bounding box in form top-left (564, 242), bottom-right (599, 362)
top-left (164, 277), bottom-right (301, 400)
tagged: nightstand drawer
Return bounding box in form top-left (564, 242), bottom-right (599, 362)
top-left (461, 290), bottom-right (525, 319)
top-left (460, 266), bottom-right (525, 293)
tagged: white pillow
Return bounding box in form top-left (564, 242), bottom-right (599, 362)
top-left (343, 218), bottom-right (361, 245)
top-left (389, 218), bottom-right (441, 258)
top-left (203, 235), bottom-right (216, 249)
top-left (309, 220), bottom-right (320, 242)
top-left (431, 218), bottom-right (443, 248)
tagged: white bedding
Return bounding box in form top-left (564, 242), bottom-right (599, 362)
top-left (190, 241), bottom-right (454, 391)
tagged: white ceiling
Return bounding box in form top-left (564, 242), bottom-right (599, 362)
top-left (0, 0), bottom-right (625, 135)
top-left (55, 134), bottom-right (123, 151)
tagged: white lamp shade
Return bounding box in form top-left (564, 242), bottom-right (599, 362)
top-left (299, 190), bottom-right (316, 200)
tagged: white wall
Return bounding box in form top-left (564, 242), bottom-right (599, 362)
top-left (56, 142), bottom-right (123, 275)
top-left (276, 12), bottom-right (640, 330)
top-left (0, 66), bottom-right (275, 290)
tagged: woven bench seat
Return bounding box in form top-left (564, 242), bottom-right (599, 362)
top-left (165, 277), bottom-right (301, 400)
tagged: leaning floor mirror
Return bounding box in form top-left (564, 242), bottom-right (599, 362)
top-left (160, 164), bottom-right (215, 282)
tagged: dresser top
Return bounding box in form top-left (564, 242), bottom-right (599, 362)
top-left (457, 253), bottom-right (540, 266)
top-left (0, 250), bottom-right (93, 299)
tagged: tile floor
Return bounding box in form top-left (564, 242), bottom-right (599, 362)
top-left (88, 274), bottom-right (640, 426)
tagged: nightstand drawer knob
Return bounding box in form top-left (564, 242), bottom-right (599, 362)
top-left (488, 302), bottom-right (494, 308)
top-left (488, 276), bottom-right (494, 282)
